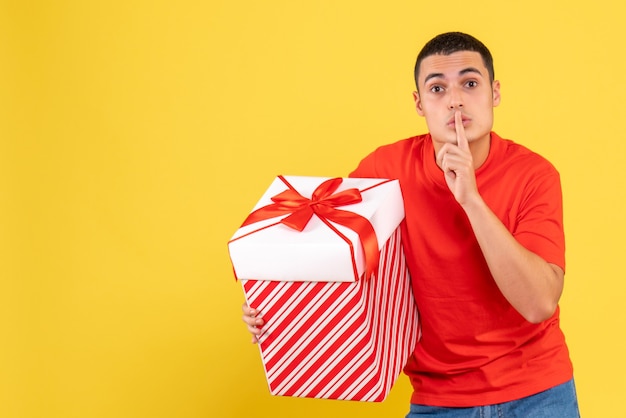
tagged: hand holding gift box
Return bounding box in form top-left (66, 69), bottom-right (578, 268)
top-left (228, 175), bottom-right (419, 402)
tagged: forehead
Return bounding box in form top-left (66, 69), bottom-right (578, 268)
top-left (418, 51), bottom-right (487, 84)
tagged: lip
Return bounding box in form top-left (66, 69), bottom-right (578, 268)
top-left (447, 115), bottom-right (471, 128)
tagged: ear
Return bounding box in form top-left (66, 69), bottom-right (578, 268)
top-left (413, 91), bottom-right (425, 116)
top-left (492, 80), bottom-right (501, 107)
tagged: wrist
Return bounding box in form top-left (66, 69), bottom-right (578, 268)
top-left (459, 193), bottom-right (488, 216)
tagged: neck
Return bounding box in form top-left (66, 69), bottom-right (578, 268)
top-left (468, 133), bottom-right (491, 169)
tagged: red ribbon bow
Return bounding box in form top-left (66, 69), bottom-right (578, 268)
top-left (240, 176), bottom-right (380, 280)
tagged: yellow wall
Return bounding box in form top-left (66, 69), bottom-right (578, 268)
top-left (2, 1), bottom-right (624, 417)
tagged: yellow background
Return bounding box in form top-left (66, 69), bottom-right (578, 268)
top-left (2, 1), bottom-right (624, 417)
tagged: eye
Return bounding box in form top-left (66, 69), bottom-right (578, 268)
top-left (466, 80), bottom-right (478, 88)
top-left (430, 85), bottom-right (444, 93)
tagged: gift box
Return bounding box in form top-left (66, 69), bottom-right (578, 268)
top-left (228, 175), bottom-right (419, 401)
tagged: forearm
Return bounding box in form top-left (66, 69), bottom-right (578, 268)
top-left (461, 196), bottom-right (564, 323)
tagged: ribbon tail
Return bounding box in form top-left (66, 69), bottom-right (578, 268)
top-left (321, 208), bottom-right (379, 280)
top-left (280, 207), bottom-right (314, 232)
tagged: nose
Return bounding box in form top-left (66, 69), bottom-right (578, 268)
top-left (447, 87), bottom-right (463, 110)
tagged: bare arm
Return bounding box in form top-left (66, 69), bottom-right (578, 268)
top-left (458, 197), bottom-right (563, 323)
top-left (437, 111), bottom-right (564, 323)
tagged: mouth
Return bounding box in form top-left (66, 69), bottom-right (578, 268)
top-left (447, 115), bottom-right (471, 128)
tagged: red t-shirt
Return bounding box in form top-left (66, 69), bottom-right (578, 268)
top-left (350, 132), bottom-right (573, 407)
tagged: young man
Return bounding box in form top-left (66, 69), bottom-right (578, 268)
top-left (242, 32), bottom-right (580, 417)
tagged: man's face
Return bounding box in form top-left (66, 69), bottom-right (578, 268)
top-left (413, 51), bottom-right (500, 150)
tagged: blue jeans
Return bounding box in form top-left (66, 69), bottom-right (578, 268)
top-left (406, 379), bottom-right (580, 418)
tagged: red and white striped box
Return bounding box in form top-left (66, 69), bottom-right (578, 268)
top-left (228, 176), bottom-right (419, 401)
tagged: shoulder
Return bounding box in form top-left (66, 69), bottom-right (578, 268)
top-left (488, 134), bottom-right (563, 205)
top-left (350, 134), bottom-right (429, 178)
top-left (493, 133), bottom-right (560, 178)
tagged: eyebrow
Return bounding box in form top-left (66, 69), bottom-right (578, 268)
top-left (423, 67), bottom-right (484, 84)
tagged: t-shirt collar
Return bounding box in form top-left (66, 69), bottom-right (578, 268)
top-left (423, 132), bottom-right (501, 188)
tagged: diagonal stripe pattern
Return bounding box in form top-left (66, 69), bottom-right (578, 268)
top-left (241, 227), bottom-right (419, 401)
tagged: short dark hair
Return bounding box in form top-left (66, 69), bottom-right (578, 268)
top-left (414, 32), bottom-right (494, 91)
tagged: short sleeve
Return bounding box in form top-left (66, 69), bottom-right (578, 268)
top-left (349, 150), bottom-right (379, 178)
top-left (513, 167), bottom-right (566, 271)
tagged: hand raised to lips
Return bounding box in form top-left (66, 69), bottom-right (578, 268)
top-left (436, 110), bottom-right (478, 205)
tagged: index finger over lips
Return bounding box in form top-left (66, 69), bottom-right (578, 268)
top-left (455, 110), bottom-right (469, 151)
